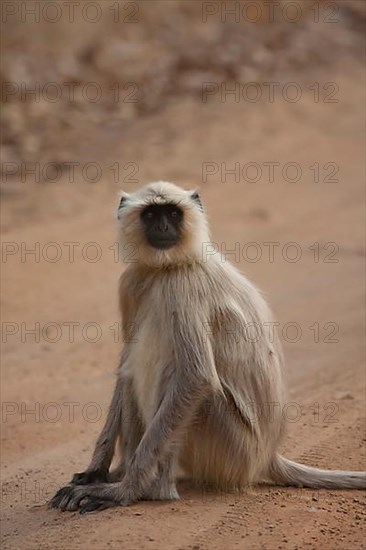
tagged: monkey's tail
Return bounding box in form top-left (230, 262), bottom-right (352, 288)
top-left (269, 454), bottom-right (366, 489)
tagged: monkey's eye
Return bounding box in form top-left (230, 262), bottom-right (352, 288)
top-left (146, 211), bottom-right (154, 219)
top-left (168, 208), bottom-right (183, 221)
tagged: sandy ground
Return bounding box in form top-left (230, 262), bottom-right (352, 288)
top-left (1, 65), bottom-right (365, 549)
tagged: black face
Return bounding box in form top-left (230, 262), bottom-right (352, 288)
top-left (140, 203), bottom-right (183, 250)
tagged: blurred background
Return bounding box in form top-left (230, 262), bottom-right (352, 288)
top-left (1, 1), bottom-right (365, 549)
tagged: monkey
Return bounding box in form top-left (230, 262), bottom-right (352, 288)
top-left (49, 181), bottom-right (365, 514)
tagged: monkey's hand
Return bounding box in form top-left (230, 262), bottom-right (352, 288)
top-left (71, 469), bottom-right (109, 485)
top-left (48, 482), bottom-right (136, 513)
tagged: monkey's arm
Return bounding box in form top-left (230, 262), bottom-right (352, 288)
top-left (70, 351), bottom-right (129, 485)
top-left (50, 308), bottom-right (218, 512)
top-left (67, 277), bottom-right (139, 486)
top-left (117, 306), bottom-right (220, 503)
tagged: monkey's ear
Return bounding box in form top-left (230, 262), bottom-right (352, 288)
top-left (117, 191), bottom-right (130, 220)
top-left (190, 190), bottom-right (204, 212)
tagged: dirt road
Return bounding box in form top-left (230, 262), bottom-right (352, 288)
top-left (1, 65), bottom-right (365, 549)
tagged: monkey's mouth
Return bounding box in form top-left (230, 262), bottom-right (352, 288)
top-left (147, 238), bottom-right (177, 250)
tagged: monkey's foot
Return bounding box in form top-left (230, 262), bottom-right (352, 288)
top-left (79, 496), bottom-right (119, 514)
top-left (146, 484), bottom-right (180, 501)
top-left (49, 483), bottom-right (134, 512)
top-left (71, 469), bottom-right (109, 485)
top-left (49, 485), bottom-right (86, 511)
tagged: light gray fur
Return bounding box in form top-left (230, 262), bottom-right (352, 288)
top-left (50, 181), bottom-right (365, 513)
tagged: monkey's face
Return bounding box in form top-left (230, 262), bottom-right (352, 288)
top-left (117, 181), bottom-right (210, 267)
top-left (140, 203), bottom-right (183, 250)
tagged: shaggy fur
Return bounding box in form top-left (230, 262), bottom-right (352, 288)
top-left (50, 181), bottom-right (365, 514)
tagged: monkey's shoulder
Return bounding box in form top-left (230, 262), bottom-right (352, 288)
top-left (119, 260), bottom-right (268, 314)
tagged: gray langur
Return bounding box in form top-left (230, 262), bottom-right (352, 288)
top-left (50, 181), bottom-right (365, 513)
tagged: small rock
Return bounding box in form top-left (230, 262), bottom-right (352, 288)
top-left (334, 391), bottom-right (354, 400)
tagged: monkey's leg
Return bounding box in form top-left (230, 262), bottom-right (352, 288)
top-left (69, 380), bottom-right (121, 485)
top-left (67, 347), bottom-right (140, 487)
top-left (50, 373), bottom-right (211, 512)
top-left (110, 382), bottom-right (179, 498)
top-left (108, 376), bottom-right (144, 483)
top-left (144, 453), bottom-right (180, 501)
top-left (50, 307), bottom-right (217, 512)
top-left (180, 394), bottom-right (255, 488)
top-left (69, 371), bottom-right (126, 486)
top-left (49, 374), bottom-right (143, 510)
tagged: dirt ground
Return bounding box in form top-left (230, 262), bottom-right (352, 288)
top-left (1, 4), bottom-right (366, 548)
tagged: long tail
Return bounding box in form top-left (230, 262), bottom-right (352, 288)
top-left (269, 454), bottom-right (366, 489)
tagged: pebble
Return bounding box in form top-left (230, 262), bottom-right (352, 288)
top-left (334, 391), bottom-right (354, 400)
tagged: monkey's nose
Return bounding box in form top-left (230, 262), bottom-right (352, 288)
top-left (158, 217), bottom-right (169, 232)
top-left (158, 224), bottom-right (169, 232)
